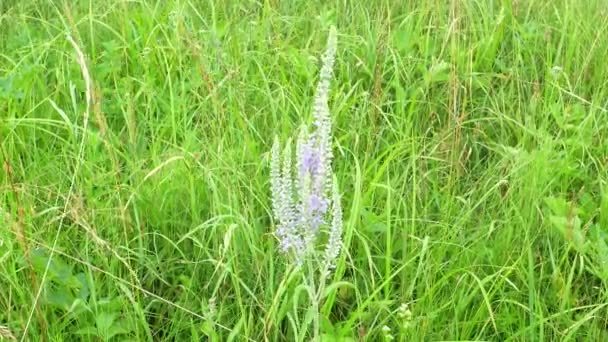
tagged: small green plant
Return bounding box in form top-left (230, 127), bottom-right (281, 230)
top-left (545, 193), bottom-right (608, 280)
top-left (29, 249), bottom-right (134, 341)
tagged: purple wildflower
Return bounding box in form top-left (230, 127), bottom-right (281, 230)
top-left (270, 26), bottom-right (342, 267)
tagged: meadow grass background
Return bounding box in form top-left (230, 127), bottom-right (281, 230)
top-left (2, 0), bottom-right (608, 340)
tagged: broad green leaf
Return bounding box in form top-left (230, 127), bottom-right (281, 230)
top-left (548, 215), bottom-right (587, 253)
top-left (46, 288), bottom-right (75, 310)
top-left (200, 321), bottom-right (219, 342)
top-left (95, 312), bottom-right (118, 340)
top-left (544, 196), bottom-right (569, 217)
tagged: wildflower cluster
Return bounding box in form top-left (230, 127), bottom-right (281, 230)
top-left (270, 26), bottom-right (342, 269)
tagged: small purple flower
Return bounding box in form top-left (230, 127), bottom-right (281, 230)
top-left (308, 194), bottom-right (327, 213)
top-left (299, 142), bottom-right (320, 177)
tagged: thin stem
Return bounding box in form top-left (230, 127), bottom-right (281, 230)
top-left (307, 258), bottom-right (320, 342)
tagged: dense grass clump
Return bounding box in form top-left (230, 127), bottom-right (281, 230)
top-left (2, 0), bottom-right (608, 340)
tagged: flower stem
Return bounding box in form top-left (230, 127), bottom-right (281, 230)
top-left (306, 258), bottom-right (320, 342)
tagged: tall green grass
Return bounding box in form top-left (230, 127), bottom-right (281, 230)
top-left (1, 0), bottom-right (608, 340)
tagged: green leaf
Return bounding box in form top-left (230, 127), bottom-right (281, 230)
top-left (75, 273), bottom-right (90, 301)
top-left (74, 326), bottom-right (98, 337)
top-left (95, 312), bottom-right (118, 340)
top-left (200, 321), bottom-right (219, 342)
top-left (578, 192), bottom-right (597, 221)
top-left (227, 315), bottom-right (245, 342)
top-left (544, 196), bottom-right (569, 217)
top-left (600, 190), bottom-right (608, 228)
top-left (321, 314), bottom-right (334, 333)
top-left (589, 225), bottom-right (608, 280)
top-left (46, 288), bottom-right (75, 310)
top-left (322, 281), bottom-right (355, 299)
top-left (392, 29), bottom-right (415, 54)
top-left (548, 215), bottom-right (587, 253)
top-left (30, 248), bottom-right (74, 285)
top-left (362, 209), bottom-right (387, 233)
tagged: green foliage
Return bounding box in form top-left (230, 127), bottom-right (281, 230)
top-left (29, 249), bottom-right (135, 341)
top-left (2, 0), bottom-right (608, 340)
top-left (545, 194), bottom-right (608, 280)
